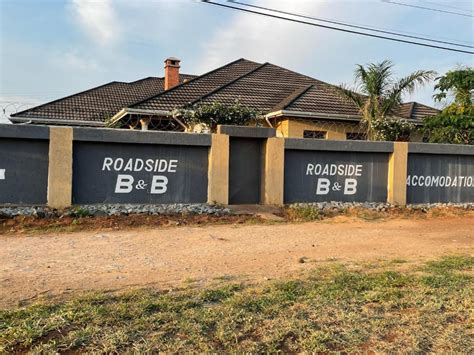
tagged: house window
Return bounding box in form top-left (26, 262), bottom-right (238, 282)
top-left (303, 130), bottom-right (326, 139)
top-left (346, 132), bottom-right (367, 141)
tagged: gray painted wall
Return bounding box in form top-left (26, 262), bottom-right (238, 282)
top-left (72, 141), bottom-right (209, 204)
top-left (284, 150), bottom-right (389, 203)
top-left (0, 138), bottom-right (49, 205)
top-left (407, 153), bottom-right (474, 203)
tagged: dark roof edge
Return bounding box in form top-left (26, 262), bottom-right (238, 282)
top-left (187, 62), bottom-right (269, 107)
top-left (11, 81), bottom-right (124, 117)
top-left (10, 116), bottom-right (105, 126)
top-left (128, 58), bottom-right (259, 108)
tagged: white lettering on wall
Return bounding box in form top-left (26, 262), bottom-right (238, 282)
top-left (150, 176), bottom-right (168, 194)
top-left (308, 163), bottom-right (363, 196)
top-left (115, 174), bottom-right (134, 193)
top-left (407, 175), bottom-right (474, 188)
top-left (316, 178), bottom-right (330, 195)
top-left (344, 178), bottom-right (357, 195)
top-left (306, 163), bottom-right (363, 177)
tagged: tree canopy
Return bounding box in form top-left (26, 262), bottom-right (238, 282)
top-left (423, 67), bottom-right (474, 145)
top-left (338, 60), bottom-right (435, 141)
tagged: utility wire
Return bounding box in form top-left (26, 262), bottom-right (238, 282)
top-left (230, 0), bottom-right (473, 48)
top-left (381, 0), bottom-right (473, 17)
top-left (423, 1), bottom-right (473, 13)
top-left (201, 1), bottom-right (474, 54)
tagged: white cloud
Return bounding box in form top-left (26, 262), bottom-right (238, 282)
top-left (193, 0), bottom-right (327, 73)
top-left (71, 0), bottom-right (119, 45)
top-left (52, 50), bottom-right (99, 72)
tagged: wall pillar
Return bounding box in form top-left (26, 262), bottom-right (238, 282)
top-left (140, 118), bottom-right (150, 131)
top-left (262, 137), bottom-right (284, 205)
top-left (48, 127), bottom-right (73, 209)
top-left (208, 133), bottom-right (229, 205)
top-left (388, 142), bottom-right (408, 206)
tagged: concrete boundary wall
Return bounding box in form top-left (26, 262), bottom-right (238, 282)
top-left (285, 138), bottom-right (394, 152)
top-left (0, 124), bottom-right (49, 140)
top-left (409, 143), bottom-right (474, 155)
top-left (407, 143), bottom-right (474, 204)
top-left (0, 123), bottom-right (472, 207)
top-left (0, 125), bottom-right (50, 205)
top-left (74, 127), bottom-right (211, 146)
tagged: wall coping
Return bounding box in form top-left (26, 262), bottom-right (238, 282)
top-left (0, 124), bottom-right (49, 140)
top-left (408, 142), bottom-right (474, 156)
top-left (73, 127), bottom-right (211, 146)
top-left (285, 138), bottom-right (394, 153)
top-left (217, 125), bottom-right (276, 138)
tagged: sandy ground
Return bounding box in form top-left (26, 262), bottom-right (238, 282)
top-left (1, 216), bottom-right (473, 308)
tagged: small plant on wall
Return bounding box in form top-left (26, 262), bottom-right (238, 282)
top-left (171, 100), bottom-right (259, 132)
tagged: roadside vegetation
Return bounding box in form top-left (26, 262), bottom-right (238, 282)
top-left (424, 67), bottom-right (474, 144)
top-left (1, 255), bottom-right (472, 353)
top-left (338, 60), bottom-right (435, 141)
top-left (0, 205), bottom-right (471, 235)
top-left (1, 205), bottom-right (472, 235)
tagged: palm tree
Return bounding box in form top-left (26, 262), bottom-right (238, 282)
top-left (338, 60), bottom-right (436, 140)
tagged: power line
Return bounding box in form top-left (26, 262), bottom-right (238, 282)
top-left (201, 1), bottom-right (474, 55)
top-left (230, 0), bottom-right (473, 48)
top-left (423, 1), bottom-right (473, 13)
top-left (381, 0), bottom-right (474, 17)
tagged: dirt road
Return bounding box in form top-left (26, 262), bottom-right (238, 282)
top-left (1, 216), bottom-right (473, 308)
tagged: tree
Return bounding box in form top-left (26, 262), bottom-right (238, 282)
top-left (172, 100), bottom-right (259, 132)
top-left (432, 67), bottom-right (474, 106)
top-left (338, 60), bottom-right (435, 140)
top-left (424, 67), bottom-right (474, 145)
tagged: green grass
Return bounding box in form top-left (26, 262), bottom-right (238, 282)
top-left (1, 255), bottom-right (472, 353)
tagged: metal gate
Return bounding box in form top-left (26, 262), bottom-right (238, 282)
top-left (228, 137), bottom-right (263, 204)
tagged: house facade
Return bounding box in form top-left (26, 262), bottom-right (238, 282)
top-left (10, 57), bottom-right (439, 140)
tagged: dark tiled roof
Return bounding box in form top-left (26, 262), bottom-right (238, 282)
top-left (132, 60), bottom-right (362, 117)
top-left (12, 57), bottom-right (439, 124)
top-left (11, 74), bottom-right (196, 123)
top-left (394, 102), bottom-right (440, 120)
top-left (131, 59), bottom-right (263, 111)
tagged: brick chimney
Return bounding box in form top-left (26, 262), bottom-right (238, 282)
top-left (164, 57), bottom-right (180, 90)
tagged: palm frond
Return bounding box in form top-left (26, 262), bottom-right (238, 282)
top-left (393, 70), bottom-right (436, 97)
top-left (381, 70), bottom-right (436, 115)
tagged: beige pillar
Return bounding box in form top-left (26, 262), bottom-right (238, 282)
top-left (208, 133), bottom-right (229, 205)
top-left (48, 127), bottom-right (73, 209)
top-left (262, 137), bottom-right (285, 205)
top-left (140, 118), bottom-right (150, 131)
top-left (387, 142), bottom-right (408, 206)
top-left (326, 130), bottom-right (346, 140)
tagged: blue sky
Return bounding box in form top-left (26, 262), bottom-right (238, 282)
top-left (0, 0), bottom-right (473, 120)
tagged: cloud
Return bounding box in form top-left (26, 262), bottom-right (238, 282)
top-left (52, 50), bottom-right (99, 72)
top-left (193, 0), bottom-right (327, 73)
top-left (71, 0), bottom-right (119, 45)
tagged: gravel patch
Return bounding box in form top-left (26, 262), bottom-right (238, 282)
top-left (0, 204), bottom-right (231, 219)
top-left (288, 201), bottom-right (474, 213)
top-left (0, 201), bottom-right (472, 219)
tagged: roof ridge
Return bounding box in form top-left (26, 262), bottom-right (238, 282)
top-left (128, 76), bottom-right (163, 84)
top-left (128, 58), bottom-right (259, 109)
top-left (11, 81), bottom-right (124, 117)
top-left (271, 84), bottom-right (314, 112)
top-left (264, 62), bottom-right (327, 86)
top-left (187, 62), bottom-right (269, 107)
